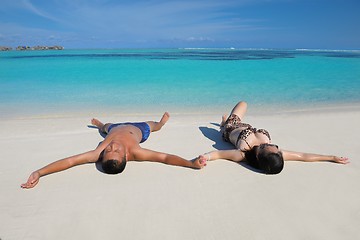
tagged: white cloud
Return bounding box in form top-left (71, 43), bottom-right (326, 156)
top-left (186, 37), bottom-right (214, 42)
top-left (21, 0), bottom-right (62, 23)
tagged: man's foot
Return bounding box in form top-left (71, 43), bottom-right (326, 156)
top-left (159, 112), bottom-right (170, 126)
top-left (91, 118), bottom-right (104, 129)
top-left (148, 112), bottom-right (170, 132)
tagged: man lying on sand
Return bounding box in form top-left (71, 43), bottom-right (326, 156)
top-left (21, 112), bottom-right (206, 189)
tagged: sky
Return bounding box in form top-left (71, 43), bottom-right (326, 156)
top-left (0, 0), bottom-right (359, 49)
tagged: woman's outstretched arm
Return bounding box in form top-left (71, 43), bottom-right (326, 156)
top-left (282, 150), bottom-right (349, 164)
top-left (200, 149), bottom-right (246, 163)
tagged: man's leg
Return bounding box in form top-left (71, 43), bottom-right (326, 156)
top-left (91, 118), bottom-right (112, 133)
top-left (146, 112), bottom-right (170, 132)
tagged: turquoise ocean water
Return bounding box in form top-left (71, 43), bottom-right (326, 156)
top-left (1, 48), bottom-right (360, 118)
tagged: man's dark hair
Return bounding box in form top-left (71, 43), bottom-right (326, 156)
top-left (101, 157), bottom-right (127, 174)
top-left (98, 149), bottom-right (127, 174)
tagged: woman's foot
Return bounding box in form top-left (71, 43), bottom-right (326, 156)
top-left (220, 114), bottom-right (227, 126)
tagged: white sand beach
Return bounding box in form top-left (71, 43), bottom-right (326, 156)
top-left (1, 108), bottom-right (360, 240)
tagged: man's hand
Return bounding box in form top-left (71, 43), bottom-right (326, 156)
top-left (192, 156), bottom-right (207, 169)
top-left (21, 171), bottom-right (40, 189)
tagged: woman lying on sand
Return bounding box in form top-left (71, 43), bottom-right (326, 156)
top-left (200, 101), bottom-right (349, 174)
top-left (21, 112), bottom-right (206, 189)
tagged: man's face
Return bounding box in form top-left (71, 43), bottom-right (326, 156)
top-left (102, 141), bottom-right (126, 162)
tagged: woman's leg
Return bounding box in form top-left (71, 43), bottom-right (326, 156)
top-left (146, 112), bottom-right (170, 132)
top-left (229, 101), bottom-right (248, 119)
top-left (221, 101), bottom-right (248, 126)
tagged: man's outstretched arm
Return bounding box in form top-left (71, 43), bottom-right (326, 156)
top-left (21, 150), bottom-right (100, 189)
top-left (134, 149), bottom-right (206, 169)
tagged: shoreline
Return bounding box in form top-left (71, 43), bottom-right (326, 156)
top-left (2, 101), bottom-right (360, 120)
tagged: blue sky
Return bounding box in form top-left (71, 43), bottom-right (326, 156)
top-left (0, 0), bottom-right (359, 49)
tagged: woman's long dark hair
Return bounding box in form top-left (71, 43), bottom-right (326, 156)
top-left (245, 146), bottom-right (284, 174)
top-left (244, 146), bottom-right (261, 169)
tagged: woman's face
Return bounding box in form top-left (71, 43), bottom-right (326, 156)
top-left (258, 143), bottom-right (279, 154)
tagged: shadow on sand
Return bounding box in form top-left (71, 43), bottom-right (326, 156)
top-left (199, 123), bottom-right (262, 173)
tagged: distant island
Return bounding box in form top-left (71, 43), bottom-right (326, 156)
top-left (0, 46), bottom-right (64, 51)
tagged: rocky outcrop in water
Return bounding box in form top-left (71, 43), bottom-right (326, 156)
top-left (0, 46), bottom-right (12, 51)
top-left (15, 45), bottom-right (64, 51)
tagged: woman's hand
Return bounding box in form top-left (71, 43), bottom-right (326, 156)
top-left (333, 156), bottom-right (349, 164)
top-left (21, 171), bottom-right (41, 189)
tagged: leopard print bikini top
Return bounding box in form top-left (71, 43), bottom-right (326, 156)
top-left (222, 114), bottom-right (271, 151)
top-left (236, 127), bottom-right (271, 150)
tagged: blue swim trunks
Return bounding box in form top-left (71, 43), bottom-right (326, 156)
top-left (107, 122), bottom-right (150, 143)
